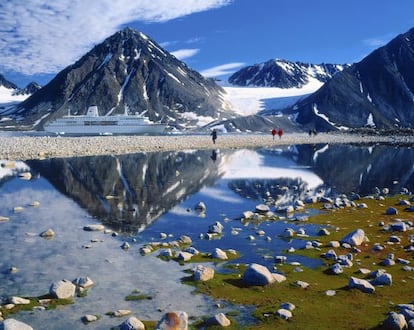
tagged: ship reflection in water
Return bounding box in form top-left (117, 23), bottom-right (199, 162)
top-left (25, 143), bottom-right (414, 234)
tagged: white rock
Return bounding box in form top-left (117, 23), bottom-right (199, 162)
top-left (117, 316), bottom-right (145, 330)
top-left (206, 313), bottom-right (231, 327)
top-left (49, 279), bottom-right (76, 299)
top-left (340, 229), bottom-right (367, 246)
top-left (276, 308), bottom-right (292, 320)
top-left (242, 263), bottom-right (282, 286)
top-left (0, 319), bottom-right (33, 330)
top-left (177, 251), bottom-right (193, 261)
top-left (73, 276), bottom-right (94, 289)
top-left (82, 314), bottom-right (98, 323)
top-left (39, 228), bottom-right (55, 238)
top-left (349, 277), bottom-right (375, 293)
top-left (83, 224), bottom-right (105, 231)
top-left (193, 265), bottom-right (215, 282)
top-left (114, 309), bottom-right (132, 317)
top-left (9, 296), bottom-right (30, 305)
top-left (211, 248), bottom-right (228, 260)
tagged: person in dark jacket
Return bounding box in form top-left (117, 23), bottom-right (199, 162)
top-left (211, 129), bottom-right (217, 144)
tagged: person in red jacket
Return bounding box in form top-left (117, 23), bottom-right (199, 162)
top-left (277, 128), bottom-right (283, 139)
top-left (271, 128), bottom-right (277, 140)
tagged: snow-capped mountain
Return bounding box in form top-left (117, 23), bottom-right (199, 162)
top-left (210, 59), bottom-right (350, 132)
top-left (290, 27), bottom-right (414, 131)
top-left (0, 74), bottom-right (39, 104)
top-left (3, 27), bottom-right (233, 130)
top-left (13, 82), bottom-right (42, 96)
top-left (228, 59), bottom-right (348, 88)
top-left (0, 74), bottom-right (41, 121)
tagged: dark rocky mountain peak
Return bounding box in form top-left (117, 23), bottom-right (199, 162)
top-left (9, 27), bottom-right (229, 130)
top-left (291, 27), bottom-right (414, 131)
top-left (228, 58), bottom-right (348, 88)
top-left (0, 74), bottom-right (19, 90)
top-left (13, 82), bottom-right (42, 96)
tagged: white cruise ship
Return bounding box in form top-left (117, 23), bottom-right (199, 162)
top-left (44, 106), bottom-right (167, 135)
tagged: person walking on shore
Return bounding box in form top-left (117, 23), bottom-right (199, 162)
top-left (277, 128), bottom-right (283, 139)
top-left (271, 128), bottom-right (277, 140)
top-left (211, 129), bottom-right (217, 144)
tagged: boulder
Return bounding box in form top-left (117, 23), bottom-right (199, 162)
top-left (318, 228), bottom-right (330, 236)
top-left (282, 228), bottom-right (295, 238)
top-left (340, 229), bottom-right (367, 246)
top-left (276, 309), bottom-right (292, 320)
top-left (83, 224), bottom-right (105, 231)
top-left (385, 207), bottom-right (398, 215)
top-left (0, 319), bottom-right (34, 330)
top-left (205, 313), bottom-right (231, 327)
top-left (193, 265), bottom-right (215, 282)
top-left (390, 221), bottom-right (408, 232)
top-left (82, 314), bottom-right (98, 323)
top-left (156, 311), bottom-right (188, 330)
top-left (178, 235), bottom-right (192, 245)
top-left (118, 316), bottom-right (145, 330)
top-left (294, 280), bottom-right (310, 289)
top-left (322, 249), bottom-right (337, 261)
top-left (242, 263), bottom-right (281, 286)
top-left (280, 302), bottom-right (295, 311)
top-left (208, 222), bottom-right (224, 234)
top-left (73, 276), bottom-right (94, 289)
top-left (176, 251), bottom-right (193, 262)
top-left (158, 248), bottom-right (174, 258)
top-left (184, 247), bottom-right (199, 256)
top-left (328, 263), bottom-right (343, 275)
top-left (9, 296), bottom-right (30, 305)
top-left (49, 279), bottom-right (76, 299)
top-left (255, 204), bottom-right (270, 214)
top-left (370, 273), bottom-right (392, 286)
top-left (381, 312), bottom-right (407, 330)
top-left (242, 210), bottom-right (254, 219)
top-left (349, 277), bottom-right (375, 294)
top-left (211, 248), bottom-right (228, 260)
top-left (114, 310), bottom-right (132, 317)
top-left (194, 202), bottom-right (206, 212)
top-left (39, 228), bottom-right (55, 238)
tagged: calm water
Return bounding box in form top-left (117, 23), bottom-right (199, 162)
top-left (1, 142), bottom-right (413, 328)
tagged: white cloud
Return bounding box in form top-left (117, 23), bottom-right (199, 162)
top-left (363, 38), bottom-right (387, 47)
top-left (363, 33), bottom-right (394, 48)
top-left (171, 48), bottom-right (200, 60)
top-left (0, 0), bottom-right (232, 75)
top-left (200, 62), bottom-right (245, 78)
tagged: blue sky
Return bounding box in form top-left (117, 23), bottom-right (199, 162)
top-left (1, 0), bottom-right (414, 88)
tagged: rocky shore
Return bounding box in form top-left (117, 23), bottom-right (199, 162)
top-left (1, 132), bottom-right (414, 161)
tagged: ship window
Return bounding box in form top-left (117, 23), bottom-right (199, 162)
top-left (84, 121), bottom-right (118, 126)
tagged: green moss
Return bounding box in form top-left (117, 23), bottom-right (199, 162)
top-left (0, 296), bottom-right (74, 318)
top-left (184, 194), bottom-right (414, 329)
top-left (125, 294), bottom-right (153, 301)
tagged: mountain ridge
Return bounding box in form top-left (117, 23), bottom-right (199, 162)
top-left (0, 27), bottom-right (233, 130)
top-left (290, 27), bottom-right (414, 131)
top-left (228, 59), bottom-right (349, 88)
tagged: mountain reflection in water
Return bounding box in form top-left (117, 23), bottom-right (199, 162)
top-left (25, 143), bottom-right (414, 233)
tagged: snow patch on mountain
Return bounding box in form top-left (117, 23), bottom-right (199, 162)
top-left (223, 78), bottom-right (323, 116)
top-left (0, 86), bottom-right (28, 103)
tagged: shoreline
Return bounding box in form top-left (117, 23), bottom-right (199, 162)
top-left (1, 132), bottom-right (414, 161)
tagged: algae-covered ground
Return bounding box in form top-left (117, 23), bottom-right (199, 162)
top-left (184, 194), bottom-right (414, 329)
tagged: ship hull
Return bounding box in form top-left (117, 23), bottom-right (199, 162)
top-left (44, 123), bottom-right (167, 135)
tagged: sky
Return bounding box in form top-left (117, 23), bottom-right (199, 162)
top-left (1, 0), bottom-right (414, 88)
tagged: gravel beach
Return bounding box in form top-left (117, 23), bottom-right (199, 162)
top-left (1, 132), bottom-right (414, 161)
